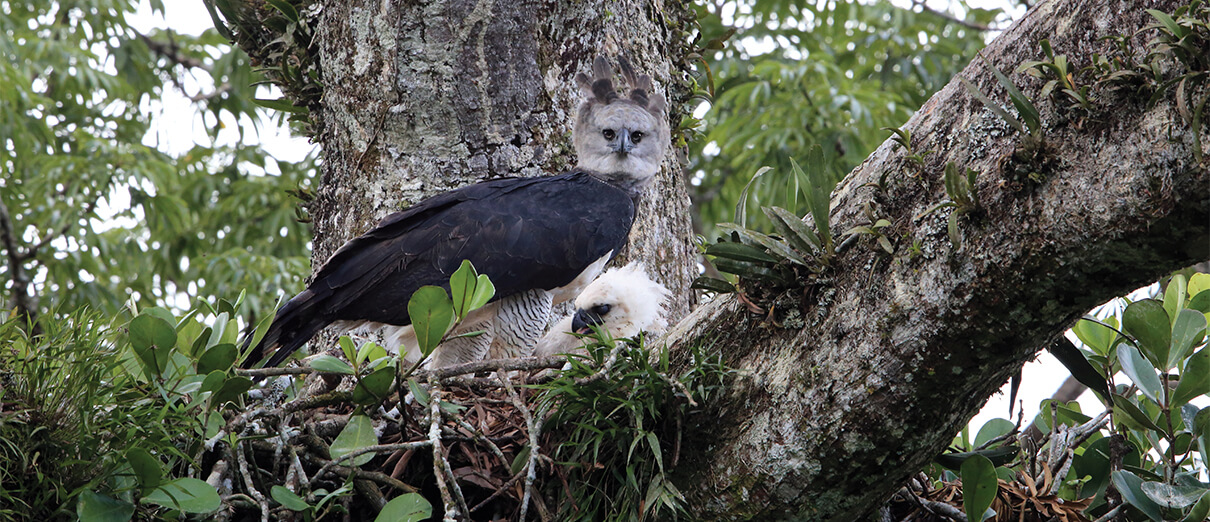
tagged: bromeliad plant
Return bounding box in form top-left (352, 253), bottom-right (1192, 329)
top-left (694, 144), bottom-right (835, 295)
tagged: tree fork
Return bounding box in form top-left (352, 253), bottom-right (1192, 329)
top-left (664, 0), bottom-right (1208, 519)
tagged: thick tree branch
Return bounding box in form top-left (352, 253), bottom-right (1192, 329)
top-left (666, 0), bottom-right (1209, 519)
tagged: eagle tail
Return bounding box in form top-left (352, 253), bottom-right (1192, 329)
top-left (239, 289), bottom-right (330, 369)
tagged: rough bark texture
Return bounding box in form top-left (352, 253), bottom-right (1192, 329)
top-left (224, 0), bottom-right (1210, 519)
top-left (663, 0), bottom-right (1209, 519)
top-left (307, 0), bottom-right (699, 323)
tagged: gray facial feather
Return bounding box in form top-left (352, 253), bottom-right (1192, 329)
top-left (573, 56), bottom-right (670, 198)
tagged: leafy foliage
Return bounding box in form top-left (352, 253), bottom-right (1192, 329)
top-left (688, 0), bottom-right (999, 235)
top-left (0, 3), bottom-right (315, 324)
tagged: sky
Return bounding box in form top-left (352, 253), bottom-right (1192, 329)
top-left (130, 0), bottom-right (1124, 438)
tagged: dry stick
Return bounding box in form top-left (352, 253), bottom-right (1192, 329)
top-left (311, 441), bottom-right (432, 487)
top-left (499, 370), bottom-right (544, 521)
top-left (234, 441), bottom-right (270, 522)
top-left (296, 451), bottom-right (418, 494)
top-left (428, 385), bottom-right (470, 520)
top-left (1092, 505), bottom-right (1123, 522)
top-left (1047, 410), bottom-right (1110, 495)
top-left (445, 412), bottom-right (509, 468)
top-left (470, 470), bottom-right (527, 513)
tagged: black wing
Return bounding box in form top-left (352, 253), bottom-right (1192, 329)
top-left (242, 171), bottom-right (634, 368)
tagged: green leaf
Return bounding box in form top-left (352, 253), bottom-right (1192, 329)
top-left (981, 55), bottom-right (1041, 135)
top-left (126, 448), bottom-right (162, 491)
top-left (408, 286), bottom-right (456, 356)
top-left (1165, 274), bottom-right (1189, 324)
top-left (763, 206), bottom-right (821, 253)
top-left (1124, 299), bottom-right (1173, 370)
top-left (691, 276), bottom-right (736, 294)
top-left (197, 343), bottom-right (237, 375)
top-left (331, 414), bottom-right (377, 467)
top-left (143, 478), bottom-right (221, 514)
top-left (1169, 308), bottom-right (1207, 369)
top-left (353, 366), bottom-right (396, 406)
top-left (705, 241), bottom-right (778, 263)
top-left (407, 379), bottom-right (431, 407)
top-left (960, 454), bottom-right (998, 522)
top-left (934, 446), bottom-right (1018, 470)
top-left (210, 377), bottom-right (254, 408)
top-left (1074, 316), bottom-right (1118, 356)
top-left (734, 166), bottom-right (772, 226)
top-left (1112, 394), bottom-right (1163, 433)
top-left (1140, 481), bottom-right (1207, 509)
top-left (1189, 290), bottom-right (1210, 314)
top-left (1180, 491), bottom-right (1210, 522)
top-left (449, 260), bottom-right (495, 318)
top-left (717, 223), bottom-right (808, 266)
top-left (1118, 344), bottom-right (1164, 405)
top-left (973, 418), bottom-right (1015, 448)
top-left (1112, 470), bottom-right (1164, 521)
top-left (339, 335), bottom-right (358, 364)
top-left (960, 77), bottom-right (1025, 135)
top-left (791, 147), bottom-right (833, 255)
top-left (1196, 407), bottom-right (1210, 470)
top-left (271, 486), bottom-right (311, 511)
top-left (76, 491), bottom-right (135, 522)
top-left (129, 314), bottom-right (177, 376)
top-left (1172, 347), bottom-right (1209, 408)
top-left (199, 370), bottom-right (226, 396)
top-left (375, 492), bottom-right (432, 522)
top-left (357, 341), bottom-right (388, 366)
top-left (252, 97), bottom-right (308, 113)
top-left (309, 354), bottom-right (355, 375)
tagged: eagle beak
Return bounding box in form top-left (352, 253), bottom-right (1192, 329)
top-left (572, 308), bottom-right (603, 334)
top-left (611, 129), bottom-right (634, 155)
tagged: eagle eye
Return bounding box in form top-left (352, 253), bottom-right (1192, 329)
top-left (602, 129), bottom-right (616, 141)
top-left (631, 131), bottom-right (643, 144)
top-left (591, 304), bottom-right (612, 316)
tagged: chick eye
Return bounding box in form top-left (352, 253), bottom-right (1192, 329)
top-left (602, 129), bottom-right (616, 141)
top-left (631, 131), bottom-right (643, 144)
top-left (591, 304), bottom-right (612, 316)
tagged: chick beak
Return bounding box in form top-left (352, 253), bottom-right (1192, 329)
top-left (572, 309), bottom-right (604, 334)
top-left (610, 129), bottom-right (634, 155)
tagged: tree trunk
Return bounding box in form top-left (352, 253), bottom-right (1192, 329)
top-left (663, 0), bottom-right (1208, 519)
top-left (225, 0), bottom-right (1209, 519)
top-left (306, 0), bottom-right (700, 321)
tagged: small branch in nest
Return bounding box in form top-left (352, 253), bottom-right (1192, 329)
top-left (311, 441), bottom-right (432, 488)
top-left (498, 370), bottom-right (547, 521)
top-left (895, 486), bottom-right (967, 521)
top-left (238, 366), bottom-right (314, 378)
top-left (234, 441), bottom-right (270, 522)
top-left (298, 451), bottom-right (419, 494)
top-left (284, 390), bottom-right (353, 413)
top-left (470, 471), bottom-right (526, 514)
top-left (428, 383), bottom-right (470, 519)
top-left (574, 342), bottom-right (627, 386)
top-left (420, 356), bottom-right (568, 380)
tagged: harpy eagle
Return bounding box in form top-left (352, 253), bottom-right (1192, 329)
top-left (533, 262), bottom-right (671, 358)
top-left (241, 57), bottom-right (669, 369)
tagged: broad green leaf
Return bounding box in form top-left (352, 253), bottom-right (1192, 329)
top-left (1173, 346), bottom-right (1210, 408)
top-left (1165, 274), bottom-right (1188, 324)
top-left (470, 274), bottom-right (496, 311)
top-left (309, 354), bottom-right (355, 375)
top-left (353, 367), bottom-right (396, 406)
top-left (691, 276), bottom-right (736, 294)
top-left (1190, 273), bottom-right (1210, 300)
top-left (209, 377), bottom-right (254, 408)
top-left (1118, 344), bottom-right (1163, 405)
top-left (76, 491), bottom-right (135, 522)
top-left (339, 336), bottom-right (358, 364)
top-left (960, 454), bottom-right (997, 522)
top-left (450, 260), bottom-right (479, 318)
top-left (960, 77), bottom-right (1025, 135)
top-left (126, 448), bottom-right (162, 491)
top-left (408, 286), bottom-right (456, 356)
top-left (973, 418), bottom-right (1015, 448)
top-left (197, 343), bottom-right (237, 375)
top-left (129, 314), bottom-right (177, 376)
top-left (143, 478), bottom-right (221, 514)
top-left (734, 166), bottom-right (772, 226)
top-left (1189, 290), bottom-right (1210, 314)
top-left (1074, 316), bottom-right (1117, 356)
top-left (717, 223), bottom-right (808, 265)
top-left (763, 206), bottom-right (821, 253)
top-left (407, 379), bottom-right (431, 407)
top-left (1124, 299), bottom-right (1173, 370)
top-left (357, 341), bottom-right (388, 366)
top-left (1196, 407), bottom-right (1210, 469)
top-left (1050, 337), bottom-right (1110, 400)
top-left (934, 446), bottom-right (1018, 470)
top-left (1169, 308), bottom-right (1208, 369)
top-left (331, 414), bottom-right (377, 467)
top-left (1112, 470), bottom-right (1164, 521)
top-left (1140, 481), bottom-right (1207, 509)
top-left (375, 492), bottom-right (432, 522)
top-left (199, 370), bottom-right (226, 395)
top-left (271, 486), bottom-right (311, 511)
top-left (1180, 491), bottom-right (1210, 522)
